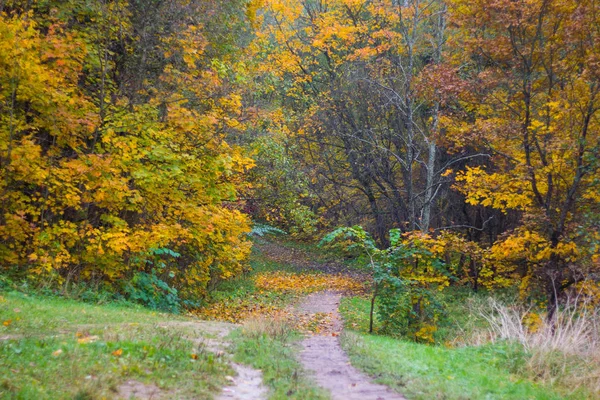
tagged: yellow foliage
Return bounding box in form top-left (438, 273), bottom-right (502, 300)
top-left (0, 7), bottom-right (253, 300)
top-left (522, 312), bottom-right (543, 334)
top-left (414, 324), bottom-right (437, 344)
top-left (455, 166), bottom-right (532, 212)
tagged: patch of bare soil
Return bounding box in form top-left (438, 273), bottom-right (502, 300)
top-left (217, 363), bottom-right (269, 400)
top-left (298, 291), bottom-right (406, 400)
top-left (117, 380), bottom-right (161, 399)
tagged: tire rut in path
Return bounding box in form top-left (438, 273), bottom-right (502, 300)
top-left (298, 291), bottom-right (406, 400)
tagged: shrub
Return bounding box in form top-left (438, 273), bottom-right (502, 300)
top-left (321, 226), bottom-right (452, 343)
top-left (125, 271), bottom-right (181, 313)
top-left (123, 247), bottom-right (183, 313)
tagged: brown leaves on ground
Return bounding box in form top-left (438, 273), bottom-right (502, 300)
top-left (193, 272), bottom-right (364, 324)
top-left (254, 271), bottom-right (364, 295)
top-left (295, 312), bottom-right (337, 335)
top-left (193, 299), bottom-right (282, 323)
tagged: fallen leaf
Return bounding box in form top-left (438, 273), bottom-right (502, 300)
top-left (77, 335), bottom-right (99, 344)
top-left (112, 348), bottom-right (123, 357)
top-left (52, 349), bottom-right (63, 357)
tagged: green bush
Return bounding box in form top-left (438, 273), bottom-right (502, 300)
top-left (376, 241), bottom-right (450, 342)
top-left (125, 271), bottom-right (181, 313)
top-left (377, 283), bottom-right (447, 342)
top-left (124, 247), bottom-right (183, 313)
top-left (321, 225), bottom-right (451, 343)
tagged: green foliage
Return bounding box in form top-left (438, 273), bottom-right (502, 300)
top-left (125, 271), bottom-right (181, 313)
top-left (321, 226), bottom-right (451, 342)
top-left (246, 133), bottom-right (319, 238)
top-left (124, 247), bottom-right (182, 313)
top-left (377, 285), bottom-right (446, 342)
top-left (320, 226), bottom-right (378, 253)
top-left (378, 238), bottom-right (451, 341)
top-left (250, 223), bottom-right (287, 237)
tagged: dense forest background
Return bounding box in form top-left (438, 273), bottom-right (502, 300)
top-left (1, 0), bottom-right (599, 315)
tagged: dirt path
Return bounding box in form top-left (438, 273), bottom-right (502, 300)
top-left (255, 240), bottom-right (368, 279)
top-left (218, 363), bottom-right (268, 400)
top-left (298, 291), bottom-right (406, 400)
top-left (204, 324), bottom-right (268, 400)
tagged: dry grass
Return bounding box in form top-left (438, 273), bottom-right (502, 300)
top-left (481, 298), bottom-right (600, 396)
top-left (241, 315), bottom-right (294, 341)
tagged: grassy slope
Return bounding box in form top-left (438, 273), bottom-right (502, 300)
top-left (244, 240), bottom-right (589, 399)
top-left (0, 291), bottom-right (231, 399)
top-left (0, 241), bottom-right (330, 400)
top-left (340, 295), bottom-right (592, 400)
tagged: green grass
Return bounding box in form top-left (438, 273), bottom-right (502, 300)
top-left (339, 295), bottom-right (592, 400)
top-left (231, 329), bottom-right (328, 400)
top-left (0, 291), bottom-right (187, 336)
top-left (0, 291), bottom-right (231, 399)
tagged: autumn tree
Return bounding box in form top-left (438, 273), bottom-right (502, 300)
top-left (450, 0), bottom-right (600, 316)
top-left (0, 0), bottom-right (254, 304)
top-left (247, 0), bottom-right (490, 243)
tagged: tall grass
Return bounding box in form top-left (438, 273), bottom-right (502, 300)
top-left (481, 298), bottom-right (600, 395)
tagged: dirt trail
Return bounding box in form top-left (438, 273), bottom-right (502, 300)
top-left (298, 292), bottom-right (406, 400)
top-left (255, 240), bottom-right (368, 279)
top-left (218, 363), bottom-right (268, 400)
top-left (257, 240), bottom-right (405, 399)
top-left (204, 324), bottom-right (268, 400)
